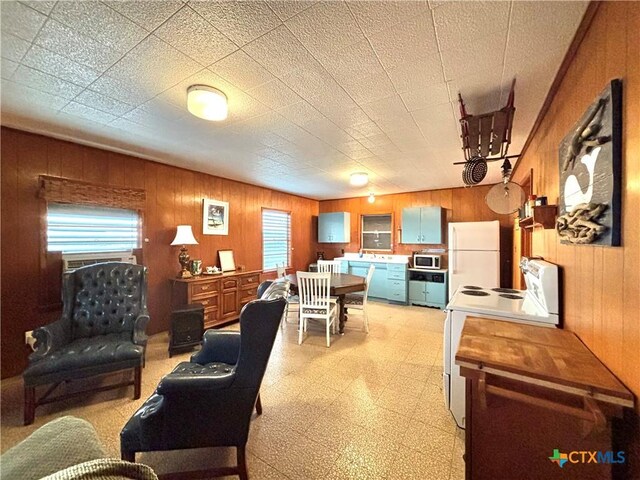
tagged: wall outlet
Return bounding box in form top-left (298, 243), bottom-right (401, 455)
top-left (25, 330), bottom-right (36, 350)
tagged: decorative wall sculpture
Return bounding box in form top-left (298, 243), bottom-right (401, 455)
top-left (557, 79), bottom-right (622, 246)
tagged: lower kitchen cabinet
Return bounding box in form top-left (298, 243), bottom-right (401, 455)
top-left (409, 270), bottom-right (447, 308)
top-left (345, 261), bottom-right (407, 304)
top-left (171, 270), bottom-right (260, 329)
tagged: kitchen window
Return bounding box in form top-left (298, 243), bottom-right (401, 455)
top-left (46, 203), bottom-right (141, 254)
top-left (262, 209), bottom-right (291, 270)
top-left (361, 214), bottom-right (392, 251)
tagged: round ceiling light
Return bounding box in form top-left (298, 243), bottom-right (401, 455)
top-left (350, 172), bottom-right (369, 187)
top-left (187, 85), bottom-right (228, 121)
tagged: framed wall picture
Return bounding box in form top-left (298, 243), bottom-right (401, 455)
top-left (202, 199), bottom-right (229, 235)
top-left (218, 250), bottom-right (236, 272)
top-left (557, 79), bottom-right (622, 246)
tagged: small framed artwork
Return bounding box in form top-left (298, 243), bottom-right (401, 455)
top-left (203, 199), bottom-right (229, 235)
top-left (218, 250), bottom-right (236, 272)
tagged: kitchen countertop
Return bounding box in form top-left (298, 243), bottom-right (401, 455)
top-left (408, 268), bottom-right (448, 273)
top-left (334, 254), bottom-right (409, 264)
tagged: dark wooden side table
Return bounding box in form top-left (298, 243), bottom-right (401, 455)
top-left (168, 303), bottom-right (204, 357)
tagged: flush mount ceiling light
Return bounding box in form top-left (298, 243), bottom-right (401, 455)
top-left (368, 192), bottom-right (375, 204)
top-left (187, 85), bottom-right (228, 121)
top-left (350, 172), bottom-right (369, 187)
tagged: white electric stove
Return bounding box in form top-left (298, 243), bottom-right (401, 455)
top-left (443, 258), bottom-right (560, 428)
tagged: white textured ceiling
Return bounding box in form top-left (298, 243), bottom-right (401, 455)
top-left (0, 1), bottom-right (587, 200)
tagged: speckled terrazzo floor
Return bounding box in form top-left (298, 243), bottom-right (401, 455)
top-left (1, 300), bottom-right (464, 480)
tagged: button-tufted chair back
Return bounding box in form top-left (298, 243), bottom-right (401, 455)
top-left (65, 262), bottom-right (148, 340)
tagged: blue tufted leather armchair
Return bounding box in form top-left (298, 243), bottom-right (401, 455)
top-left (120, 297), bottom-right (286, 480)
top-left (23, 262), bottom-right (150, 425)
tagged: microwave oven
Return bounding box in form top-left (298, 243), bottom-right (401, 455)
top-left (413, 254), bottom-right (441, 270)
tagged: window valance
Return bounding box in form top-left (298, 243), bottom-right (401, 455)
top-left (39, 175), bottom-right (146, 211)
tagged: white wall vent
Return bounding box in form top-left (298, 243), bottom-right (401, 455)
top-left (62, 252), bottom-right (137, 272)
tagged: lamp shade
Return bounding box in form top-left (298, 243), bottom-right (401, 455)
top-left (350, 172), bottom-right (369, 187)
top-left (187, 85), bottom-right (228, 121)
top-left (171, 225), bottom-right (198, 246)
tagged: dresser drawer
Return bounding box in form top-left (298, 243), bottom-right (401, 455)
top-left (203, 307), bottom-right (218, 327)
top-left (240, 274), bottom-right (260, 286)
top-left (222, 278), bottom-right (238, 290)
top-left (190, 281), bottom-right (219, 298)
top-left (239, 286), bottom-right (257, 302)
top-left (194, 295), bottom-right (218, 309)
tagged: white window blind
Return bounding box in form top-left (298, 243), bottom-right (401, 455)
top-left (47, 203), bottom-right (140, 254)
top-left (262, 209), bottom-right (291, 270)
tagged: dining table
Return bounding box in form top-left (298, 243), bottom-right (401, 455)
top-left (285, 273), bottom-right (366, 334)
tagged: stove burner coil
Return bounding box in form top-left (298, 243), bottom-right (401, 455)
top-left (499, 294), bottom-right (524, 300)
top-left (491, 288), bottom-right (521, 294)
top-left (463, 286), bottom-right (483, 290)
top-left (461, 290), bottom-right (490, 296)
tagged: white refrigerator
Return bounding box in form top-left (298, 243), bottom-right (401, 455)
top-left (448, 220), bottom-right (500, 298)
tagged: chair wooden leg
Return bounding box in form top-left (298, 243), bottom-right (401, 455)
top-left (298, 317), bottom-right (304, 345)
top-left (24, 385), bottom-right (35, 426)
top-left (133, 365), bottom-right (141, 399)
top-left (326, 318), bottom-right (331, 348)
top-left (255, 393), bottom-right (263, 415)
top-left (121, 448), bottom-right (135, 462)
top-left (237, 445), bottom-right (249, 480)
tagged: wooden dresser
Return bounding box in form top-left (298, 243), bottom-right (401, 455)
top-left (456, 317), bottom-right (634, 480)
top-left (171, 270), bottom-right (261, 329)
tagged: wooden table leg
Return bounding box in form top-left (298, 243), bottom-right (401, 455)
top-left (338, 294), bottom-right (347, 334)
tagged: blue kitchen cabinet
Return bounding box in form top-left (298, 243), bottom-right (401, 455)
top-left (386, 263), bottom-right (407, 304)
top-left (368, 263), bottom-right (388, 299)
top-left (401, 207), bottom-right (422, 244)
top-left (401, 206), bottom-right (443, 244)
top-left (409, 281), bottom-right (427, 304)
top-left (426, 279), bottom-right (447, 308)
top-left (318, 212), bottom-right (350, 243)
top-left (409, 271), bottom-right (447, 308)
top-left (349, 266), bottom-right (368, 277)
top-left (421, 207), bottom-right (443, 244)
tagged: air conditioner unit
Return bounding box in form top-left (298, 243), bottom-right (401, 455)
top-left (62, 252), bottom-right (137, 272)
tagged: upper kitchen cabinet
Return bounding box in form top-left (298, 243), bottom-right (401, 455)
top-left (401, 206), bottom-right (443, 244)
top-left (318, 212), bottom-right (351, 243)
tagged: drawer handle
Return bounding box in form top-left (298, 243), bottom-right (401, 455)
top-left (201, 286), bottom-right (209, 291)
top-left (201, 300), bottom-right (209, 306)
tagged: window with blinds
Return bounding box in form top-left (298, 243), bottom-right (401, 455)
top-left (262, 209), bottom-right (291, 271)
top-left (47, 203), bottom-right (140, 253)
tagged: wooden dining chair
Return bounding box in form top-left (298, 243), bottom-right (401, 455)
top-left (344, 264), bottom-right (375, 333)
top-left (296, 272), bottom-right (337, 347)
top-left (317, 260), bottom-right (342, 274)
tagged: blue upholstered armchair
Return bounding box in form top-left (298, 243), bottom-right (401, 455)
top-left (22, 262), bottom-right (150, 425)
top-left (120, 297), bottom-right (286, 480)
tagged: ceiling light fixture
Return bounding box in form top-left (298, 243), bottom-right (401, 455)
top-left (187, 85), bottom-right (228, 121)
top-left (368, 192), bottom-right (375, 204)
top-left (350, 172), bottom-right (369, 187)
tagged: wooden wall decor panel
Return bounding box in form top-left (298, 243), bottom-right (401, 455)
top-left (509, 2), bottom-right (639, 475)
top-left (0, 127), bottom-right (319, 379)
top-left (318, 185), bottom-right (513, 287)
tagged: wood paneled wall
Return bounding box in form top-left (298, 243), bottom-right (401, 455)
top-left (0, 127), bottom-right (319, 379)
top-left (319, 185), bottom-right (513, 288)
top-left (510, 2), bottom-right (639, 474)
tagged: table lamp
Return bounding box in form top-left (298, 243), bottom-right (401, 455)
top-left (171, 225), bottom-right (198, 279)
